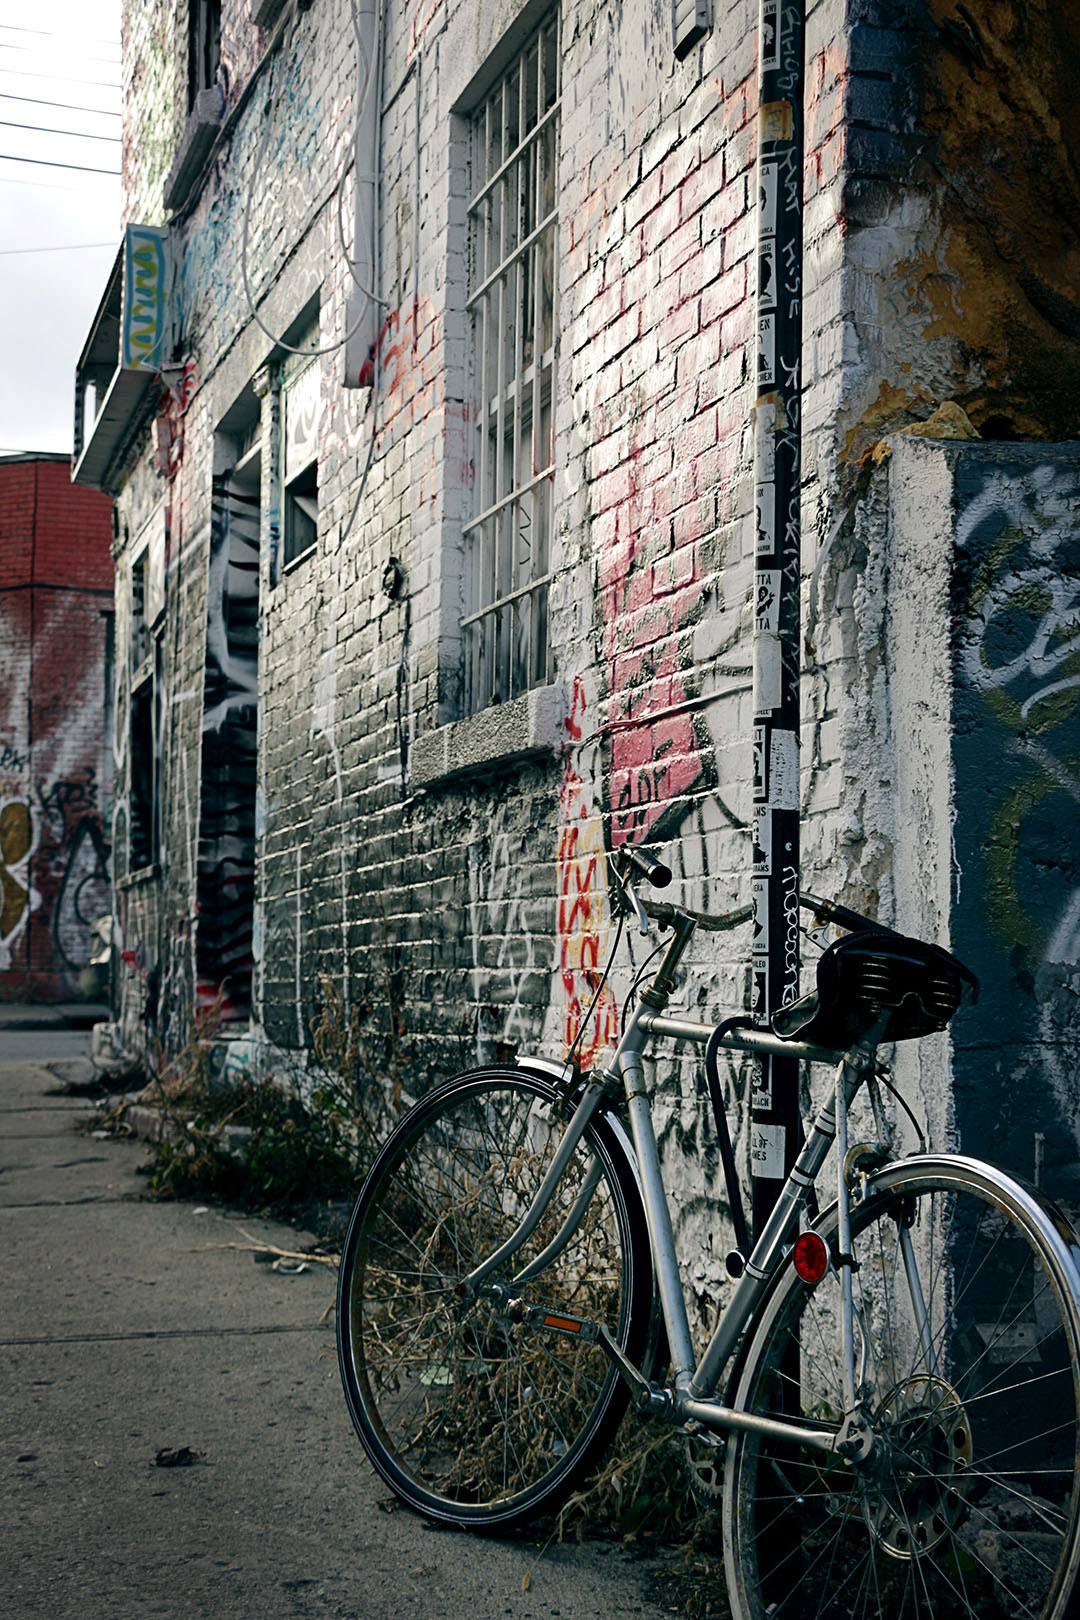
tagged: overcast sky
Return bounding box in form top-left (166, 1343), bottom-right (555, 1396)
top-left (0, 0), bottom-right (122, 457)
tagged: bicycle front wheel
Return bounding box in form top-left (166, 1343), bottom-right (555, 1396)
top-left (723, 1156), bottom-right (1080, 1620)
top-left (337, 1067), bottom-right (654, 1529)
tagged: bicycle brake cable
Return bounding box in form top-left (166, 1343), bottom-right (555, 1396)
top-left (566, 908), bottom-right (625, 1068)
top-left (621, 940), bottom-right (667, 1032)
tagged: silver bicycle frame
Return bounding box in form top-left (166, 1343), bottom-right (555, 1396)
top-left (463, 907), bottom-right (874, 1457)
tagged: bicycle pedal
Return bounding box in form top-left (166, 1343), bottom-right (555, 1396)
top-left (505, 1299), bottom-right (600, 1342)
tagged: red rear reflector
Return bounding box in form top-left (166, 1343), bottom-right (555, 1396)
top-left (793, 1231), bottom-right (829, 1284)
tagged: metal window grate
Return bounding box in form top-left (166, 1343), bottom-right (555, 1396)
top-left (464, 13), bottom-right (559, 712)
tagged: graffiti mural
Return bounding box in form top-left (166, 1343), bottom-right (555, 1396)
top-left (952, 452), bottom-right (1080, 1193)
top-left (0, 799), bottom-right (36, 950)
top-left (0, 454), bottom-right (114, 1000)
top-left (556, 676), bottom-right (620, 1065)
top-left (196, 475), bottom-right (259, 1020)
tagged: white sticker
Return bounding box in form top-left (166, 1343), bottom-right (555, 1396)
top-left (752, 875), bottom-right (769, 948)
top-left (758, 311), bottom-right (775, 387)
top-left (760, 160), bottom-right (778, 236)
top-left (754, 632), bottom-right (782, 714)
top-left (753, 806), bottom-right (772, 874)
top-left (755, 481), bottom-right (775, 554)
top-left (752, 1083), bottom-right (772, 1111)
top-left (752, 962), bottom-right (769, 1021)
top-left (755, 570), bottom-right (781, 632)
top-left (761, 0), bottom-right (779, 72)
top-left (769, 727), bottom-right (799, 810)
top-left (752, 724), bottom-right (767, 800)
top-left (759, 236), bottom-right (778, 310)
top-left (752, 1123), bottom-right (786, 1178)
top-left (755, 398), bottom-right (777, 467)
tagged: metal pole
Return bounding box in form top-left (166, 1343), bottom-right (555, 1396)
top-left (751, 0), bottom-right (804, 1236)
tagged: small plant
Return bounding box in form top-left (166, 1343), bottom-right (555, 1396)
top-left (143, 1070), bottom-right (362, 1214)
top-left (138, 965), bottom-right (417, 1226)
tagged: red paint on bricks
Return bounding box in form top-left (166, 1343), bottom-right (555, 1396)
top-left (557, 677), bottom-right (620, 1064)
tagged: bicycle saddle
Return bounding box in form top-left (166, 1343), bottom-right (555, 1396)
top-left (771, 931), bottom-right (978, 1048)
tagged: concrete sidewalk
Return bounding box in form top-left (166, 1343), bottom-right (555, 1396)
top-left (0, 1035), bottom-right (676, 1620)
top-left (0, 1001), bottom-right (109, 1031)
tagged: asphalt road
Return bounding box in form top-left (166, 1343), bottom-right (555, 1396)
top-left (0, 1030), bottom-right (676, 1620)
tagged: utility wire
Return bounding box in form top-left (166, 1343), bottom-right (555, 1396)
top-left (0, 42), bottom-right (120, 66)
top-left (0, 240), bottom-right (114, 254)
top-left (0, 119), bottom-right (120, 140)
top-left (0, 152), bottom-right (119, 174)
top-left (0, 68), bottom-right (120, 89)
top-left (0, 23), bottom-right (120, 49)
top-left (0, 93), bottom-right (120, 116)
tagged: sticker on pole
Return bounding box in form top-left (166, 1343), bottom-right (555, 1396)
top-left (752, 1123), bottom-right (786, 1178)
top-left (769, 728), bottom-right (799, 810)
top-left (761, 1), bottom-right (779, 75)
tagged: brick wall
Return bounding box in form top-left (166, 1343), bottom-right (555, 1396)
top-left (0, 458), bottom-right (114, 1001)
top-left (101, 0), bottom-right (1080, 1290)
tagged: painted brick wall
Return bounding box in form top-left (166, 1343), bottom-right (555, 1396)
top-left (0, 458), bottom-right (114, 1001)
top-left (104, 0), bottom-right (856, 1307)
top-left (100, 0), bottom-right (1080, 1298)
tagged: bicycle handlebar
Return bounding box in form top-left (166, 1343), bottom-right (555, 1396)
top-left (641, 890), bottom-right (893, 937)
top-left (617, 846), bottom-right (672, 889)
top-left (616, 846), bottom-right (902, 939)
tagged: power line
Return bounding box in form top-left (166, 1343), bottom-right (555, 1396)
top-left (0, 41), bottom-right (120, 67)
top-left (0, 241), bottom-right (114, 254)
top-left (0, 152), bottom-right (119, 175)
top-left (0, 118), bottom-right (120, 140)
top-left (0, 23), bottom-right (120, 49)
top-left (0, 68), bottom-right (121, 90)
top-left (0, 93), bottom-right (120, 117)
top-left (0, 173), bottom-right (91, 191)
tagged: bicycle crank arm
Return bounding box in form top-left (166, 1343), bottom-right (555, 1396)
top-left (505, 1302), bottom-right (670, 1414)
top-left (596, 1325), bottom-right (674, 1416)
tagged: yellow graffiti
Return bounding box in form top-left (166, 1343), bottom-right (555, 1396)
top-left (984, 756), bottom-right (1080, 958)
top-left (0, 799), bottom-right (33, 940)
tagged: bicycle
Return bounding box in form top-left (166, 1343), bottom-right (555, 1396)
top-left (337, 846), bottom-right (1080, 1620)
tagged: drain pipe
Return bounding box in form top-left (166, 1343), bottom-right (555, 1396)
top-left (750, 0), bottom-right (805, 1236)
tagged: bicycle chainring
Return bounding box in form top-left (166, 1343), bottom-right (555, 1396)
top-left (683, 1427), bottom-right (726, 1503)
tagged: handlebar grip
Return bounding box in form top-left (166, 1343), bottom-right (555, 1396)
top-left (799, 889), bottom-right (901, 938)
top-left (619, 846), bottom-right (673, 889)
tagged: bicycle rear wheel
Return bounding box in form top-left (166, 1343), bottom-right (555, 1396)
top-left (337, 1067), bottom-right (655, 1529)
top-left (723, 1156), bottom-right (1080, 1620)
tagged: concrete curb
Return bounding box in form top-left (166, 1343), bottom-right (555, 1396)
top-left (0, 1002), bottom-right (109, 1032)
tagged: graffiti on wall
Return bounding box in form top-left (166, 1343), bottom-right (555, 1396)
top-left (467, 810), bottom-right (543, 1064)
top-left (196, 475), bottom-right (259, 1019)
top-left (953, 454), bottom-right (1080, 1190)
top-left (0, 799), bottom-right (37, 950)
top-left (556, 676), bottom-right (620, 1065)
top-left (0, 584), bottom-right (113, 988)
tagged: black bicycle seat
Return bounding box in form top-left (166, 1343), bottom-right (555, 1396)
top-left (772, 931), bottom-right (978, 1048)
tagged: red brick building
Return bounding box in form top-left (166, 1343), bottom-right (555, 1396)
top-left (0, 454), bottom-right (114, 1002)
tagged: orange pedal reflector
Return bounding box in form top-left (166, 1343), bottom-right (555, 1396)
top-left (542, 1313), bottom-right (582, 1334)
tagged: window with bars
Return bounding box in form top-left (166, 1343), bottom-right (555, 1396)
top-left (464, 13), bottom-right (560, 714)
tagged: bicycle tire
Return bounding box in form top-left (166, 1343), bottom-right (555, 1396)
top-left (723, 1155), bottom-right (1080, 1620)
top-left (336, 1066), bottom-right (655, 1529)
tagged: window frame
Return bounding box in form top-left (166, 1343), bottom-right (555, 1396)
top-left (462, 10), bottom-right (560, 716)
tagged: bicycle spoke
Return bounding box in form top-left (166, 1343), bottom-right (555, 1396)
top-left (337, 1070), bottom-right (650, 1527)
top-left (725, 1165), bottom-right (1080, 1620)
